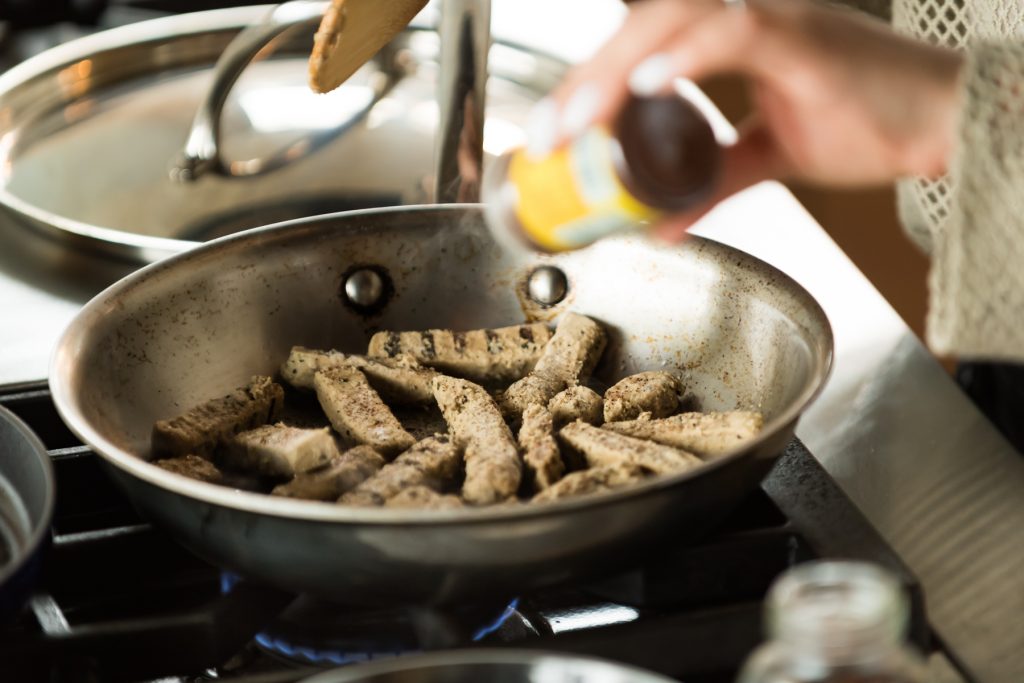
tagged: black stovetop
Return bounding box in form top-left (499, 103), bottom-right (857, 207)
top-left (0, 381), bottom-right (931, 683)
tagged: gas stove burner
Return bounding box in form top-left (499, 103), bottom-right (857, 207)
top-left (0, 380), bottom-right (940, 683)
top-left (221, 572), bottom-right (522, 667)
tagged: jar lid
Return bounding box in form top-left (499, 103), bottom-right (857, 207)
top-left (768, 560), bottom-right (908, 658)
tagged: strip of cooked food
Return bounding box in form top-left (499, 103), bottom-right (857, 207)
top-left (603, 371), bottom-right (682, 422)
top-left (152, 376), bottom-right (284, 459)
top-left (533, 464), bottom-right (648, 503)
top-left (519, 404), bottom-right (564, 491)
top-left (338, 490), bottom-right (379, 506)
top-left (280, 346), bottom-right (348, 388)
top-left (314, 366), bottom-right (415, 457)
top-left (558, 421), bottom-right (703, 475)
top-left (368, 323), bottom-right (553, 382)
top-left (502, 313), bottom-right (607, 417)
top-left (281, 347), bottom-right (436, 403)
top-left (272, 445), bottom-right (384, 500)
top-left (154, 454), bottom-right (223, 484)
top-left (347, 355), bottom-right (438, 404)
top-left (338, 435), bottom-right (461, 505)
top-left (223, 424), bottom-right (339, 479)
top-left (432, 375), bottom-right (521, 505)
top-left (385, 485), bottom-right (464, 510)
top-left (548, 385), bottom-right (604, 429)
top-left (603, 411), bottom-right (764, 459)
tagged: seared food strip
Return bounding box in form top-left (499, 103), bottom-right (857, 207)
top-left (518, 404), bottom-right (564, 491)
top-left (433, 375), bottom-right (521, 505)
top-left (347, 355), bottom-right (438, 404)
top-left (282, 347), bottom-right (436, 404)
top-left (548, 386), bottom-right (603, 429)
top-left (338, 435), bottom-right (461, 506)
top-left (533, 465), bottom-right (647, 503)
top-left (502, 314), bottom-right (607, 417)
top-left (272, 446), bottom-right (384, 500)
top-left (603, 411), bottom-right (764, 459)
top-left (152, 376), bottom-right (284, 459)
top-left (281, 346), bottom-right (347, 388)
top-left (338, 490), bottom-right (380, 506)
top-left (154, 454), bottom-right (223, 484)
top-left (224, 424), bottom-right (338, 479)
top-left (559, 422), bottom-right (702, 475)
top-left (385, 486), bottom-right (464, 510)
top-left (314, 366), bottom-right (415, 458)
top-left (603, 371), bottom-right (682, 422)
top-left (368, 323), bottom-right (553, 382)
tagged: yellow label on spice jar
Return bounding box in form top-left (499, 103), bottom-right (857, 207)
top-left (508, 128), bottom-right (661, 251)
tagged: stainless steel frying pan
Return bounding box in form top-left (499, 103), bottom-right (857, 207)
top-left (49, 205), bottom-right (832, 606)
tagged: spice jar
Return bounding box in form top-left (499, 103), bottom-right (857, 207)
top-left (482, 94), bottom-right (721, 252)
top-left (738, 561), bottom-right (928, 683)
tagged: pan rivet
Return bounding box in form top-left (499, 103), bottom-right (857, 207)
top-left (344, 268), bottom-right (385, 308)
top-left (527, 266), bottom-right (568, 307)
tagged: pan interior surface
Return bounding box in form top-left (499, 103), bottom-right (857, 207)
top-left (298, 649), bottom-right (678, 683)
top-left (52, 205), bottom-right (831, 521)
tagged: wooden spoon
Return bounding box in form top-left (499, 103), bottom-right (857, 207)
top-left (309, 0), bottom-right (428, 94)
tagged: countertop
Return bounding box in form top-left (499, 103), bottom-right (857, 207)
top-left (3, 2), bottom-right (1024, 681)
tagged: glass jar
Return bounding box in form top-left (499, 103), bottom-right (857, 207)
top-left (738, 561), bottom-right (928, 683)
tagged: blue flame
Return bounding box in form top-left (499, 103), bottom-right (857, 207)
top-left (255, 632), bottom-right (415, 665)
top-left (472, 598), bottom-right (520, 641)
top-left (221, 571), bottom-right (241, 594)
top-left (220, 572), bottom-right (520, 664)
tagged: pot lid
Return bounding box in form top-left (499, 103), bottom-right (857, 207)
top-left (0, 6), bottom-right (564, 262)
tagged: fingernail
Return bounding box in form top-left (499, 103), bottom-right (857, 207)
top-left (652, 222), bottom-right (688, 245)
top-left (560, 82), bottom-right (601, 139)
top-left (525, 98), bottom-right (558, 159)
top-left (629, 54), bottom-right (674, 96)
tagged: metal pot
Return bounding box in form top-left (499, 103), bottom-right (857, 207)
top-left (0, 6), bottom-right (561, 262)
top-left (298, 650), bottom-right (679, 683)
top-left (0, 405), bottom-right (55, 620)
top-left (49, 205), bottom-right (832, 606)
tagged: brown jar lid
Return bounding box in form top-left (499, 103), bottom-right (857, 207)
top-left (615, 95), bottom-right (721, 213)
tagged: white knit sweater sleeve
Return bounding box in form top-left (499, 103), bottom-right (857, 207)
top-left (887, 0), bottom-right (1024, 358)
top-left (816, 0), bottom-right (1024, 357)
top-left (926, 43), bottom-right (1024, 358)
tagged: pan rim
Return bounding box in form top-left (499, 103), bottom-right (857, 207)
top-left (296, 647), bottom-right (679, 683)
top-left (50, 204), bottom-right (833, 526)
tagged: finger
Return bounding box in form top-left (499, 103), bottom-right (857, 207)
top-left (653, 119), bottom-right (783, 242)
top-left (552, 0), bottom-right (718, 103)
top-left (643, 6), bottom-right (767, 91)
top-left (545, 0), bottom-right (723, 144)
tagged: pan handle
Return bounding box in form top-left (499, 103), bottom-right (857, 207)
top-left (169, 1), bottom-right (403, 183)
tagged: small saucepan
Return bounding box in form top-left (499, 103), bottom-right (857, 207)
top-left (0, 405), bottom-right (55, 620)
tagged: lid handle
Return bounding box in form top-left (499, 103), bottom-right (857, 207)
top-left (169, 1), bottom-right (401, 183)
